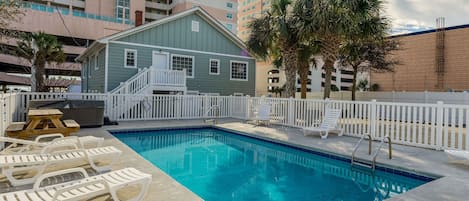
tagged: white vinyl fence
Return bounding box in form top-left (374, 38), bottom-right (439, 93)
top-left (2, 92), bottom-right (469, 151)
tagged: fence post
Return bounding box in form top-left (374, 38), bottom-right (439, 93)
top-left (288, 97), bottom-right (294, 126)
top-left (229, 95), bottom-right (233, 118)
top-left (370, 99), bottom-right (377, 139)
top-left (245, 95), bottom-right (250, 120)
top-left (436, 101), bottom-right (444, 150)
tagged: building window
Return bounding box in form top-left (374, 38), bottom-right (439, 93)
top-left (124, 49), bottom-right (137, 68)
top-left (94, 54), bottom-right (99, 70)
top-left (227, 2), bottom-right (233, 8)
top-left (116, 0), bottom-right (130, 21)
top-left (172, 54), bottom-right (194, 78)
top-left (226, 23), bottom-right (233, 30)
top-left (209, 59), bottom-right (220, 75)
top-left (191, 20), bottom-right (199, 32)
top-left (230, 61), bottom-right (248, 81)
top-left (226, 13), bottom-right (233, 19)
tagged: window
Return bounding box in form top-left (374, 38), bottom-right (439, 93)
top-left (209, 59), bottom-right (220, 75)
top-left (124, 49), bottom-right (137, 68)
top-left (226, 13), bottom-right (233, 19)
top-left (172, 54), bottom-right (194, 78)
top-left (230, 61), bottom-right (248, 81)
top-left (94, 54), bottom-right (99, 70)
top-left (191, 20), bottom-right (199, 32)
top-left (116, 0), bottom-right (130, 20)
top-left (226, 2), bottom-right (233, 8)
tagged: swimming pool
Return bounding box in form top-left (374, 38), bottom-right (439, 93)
top-left (113, 128), bottom-right (433, 201)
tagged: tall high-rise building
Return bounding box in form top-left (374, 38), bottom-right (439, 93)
top-left (0, 0), bottom-right (238, 91)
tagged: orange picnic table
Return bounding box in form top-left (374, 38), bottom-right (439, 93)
top-left (6, 109), bottom-right (80, 139)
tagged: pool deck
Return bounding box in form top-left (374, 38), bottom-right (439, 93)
top-left (2, 118), bottom-right (469, 200)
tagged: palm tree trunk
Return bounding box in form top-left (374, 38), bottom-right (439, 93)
top-left (351, 65), bottom-right (358, 101)
top-left (36, 64), bottom-right (46, 92)
top-left (298, 62), bottom-right (309, 99)
top-left (30, 65), bottom-right (36, 92)
top-left (282, 48), bottom-right (298, 98)
top-left (323, 58), bottom-right (334, 99)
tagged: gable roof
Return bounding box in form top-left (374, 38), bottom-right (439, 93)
top-left (77, 7), bottom-right (247, 61)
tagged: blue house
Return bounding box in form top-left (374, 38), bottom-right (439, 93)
top-left (77, 7), bottom-right (256, 96)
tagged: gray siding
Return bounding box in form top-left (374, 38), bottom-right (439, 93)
top-left (83, 48), bottom-right (106, 92)
top-left (107, 43), bottom-right (255, 96)
top-left (117, 14), bottom-right (245, 56)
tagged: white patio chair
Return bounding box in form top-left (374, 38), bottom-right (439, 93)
top-left (0, 133), bottom-right (104, 154)
top-left (254, 103), bottom-right (271, 126)
top-left (0, 167), bottom-right (152, 201)
top-left (444, 149), bottom-right (469, 165)
top-left (0, 144), bottom-right (122, 186)
top-left (303, 108), bottom-right (344, 139)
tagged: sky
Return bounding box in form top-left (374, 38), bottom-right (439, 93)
top-left (382, 0), bottom-right (469, 35)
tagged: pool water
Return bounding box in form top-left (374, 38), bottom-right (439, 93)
top-left (113, 128), bottom-right (432, 201)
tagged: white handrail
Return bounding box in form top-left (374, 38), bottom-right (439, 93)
top-left (110, 68), bottom-right (186, 94)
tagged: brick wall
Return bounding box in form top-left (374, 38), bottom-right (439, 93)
top-left (371, 27), bottom-right (469, 91)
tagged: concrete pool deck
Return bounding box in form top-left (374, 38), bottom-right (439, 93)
top-left (1, 118), bottom-right (469, 200)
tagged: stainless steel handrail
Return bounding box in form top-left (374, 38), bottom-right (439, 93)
top-left (351, 134), bottom-right (372, 165)
top-left (371, 136), bottom-right (392, 170)
top-left (205, 105), bottom-right (220, 124)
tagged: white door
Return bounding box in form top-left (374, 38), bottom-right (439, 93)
top-left (152, 52), bottom-right (169, 70)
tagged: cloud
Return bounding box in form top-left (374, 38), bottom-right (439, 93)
top-left (382, 0), bottom-right (469, 34)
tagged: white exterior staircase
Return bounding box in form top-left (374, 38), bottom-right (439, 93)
top-left (108, 67), bottom-right (187, 120)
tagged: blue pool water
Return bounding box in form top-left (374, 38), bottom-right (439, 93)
top-left (113, 128), bottom-right (432, 201)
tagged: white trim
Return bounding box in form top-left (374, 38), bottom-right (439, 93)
top-left (230, 60), bottom-right (249, 81)
top-left (110, 41), bottom-right (254, 60)
top-left (209, 59), bottom-right (220, 75)
top-left (151, 51), bottom-right (170, 70)
top-left (104, 44), bottom-right (109, 92)
top-left (124, 49), bottom-right (137, 69)
top-left (191, 20), bottom-right (200, 32)
top-left (171, 54), bottom-right (195, 78)
top-left (94, 54), bottom-right (99, 70)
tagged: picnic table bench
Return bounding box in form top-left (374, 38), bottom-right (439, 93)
top-left (6, 109), bottom-right (80, 139)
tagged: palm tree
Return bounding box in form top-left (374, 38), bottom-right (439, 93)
top-left (247, 0), bottom-right (301, 98)
top-left (297, 43), bottom-right (319, 99)
top-left (16, 32), bottom-right (66, 92)
top-left (295, 0), bottom-right (386, 99)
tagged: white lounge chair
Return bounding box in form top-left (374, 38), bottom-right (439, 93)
top-left (0, 133), bottom-right (104, 154)
top-left (303, 108), bottom-right (343, 139)
top-left (0, 167), bottom-right (151, 201)
top-left (0, 144), bottom-right (122, 186)
top-left (254, 103), bottom-right (271, 126)
top-left (444, 149), bottom-right (469, 165)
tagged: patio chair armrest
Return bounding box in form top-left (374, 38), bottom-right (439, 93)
top-left (34, 167), bottom-right (89, 190)
top-left (35, 133), bottom-right (65, 142)
top-left (52, 179), bottom-right (110, 200)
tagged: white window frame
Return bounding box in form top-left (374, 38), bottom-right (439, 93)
top-left (209, 59), bottom-right (220, 75)
top-left (230, 60), bottom-right (248, 81)
top-left (171, 54), bottom-right (195, 78)
top-left (124, 49), bottom-right (137, 68)
top-left (191, 20), bottom-right (199, 32)
top-left (94, 54), bottom-right (99, 70)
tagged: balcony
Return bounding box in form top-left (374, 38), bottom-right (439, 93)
top-left (21, 2), bottom-right (134, 25)
top-left (145, 1), bottom-right (176, 10)
top-left (145, 12), bottom-right (168, 20)
top-left (111, 68), bottom-right (187, 94)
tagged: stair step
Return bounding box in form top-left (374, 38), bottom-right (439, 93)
top-left (352, 159), bottom-right (374, 169)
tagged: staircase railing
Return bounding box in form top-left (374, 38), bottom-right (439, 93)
top-left (110, 68), bottom-right (151, 94)
top-left (110, 68), bottom-right (186, 94)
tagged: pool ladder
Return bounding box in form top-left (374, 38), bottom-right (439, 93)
top-left (204, 105), bottom-right (220, 124)
top-left (351, 134), bottom-right (392, 170)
